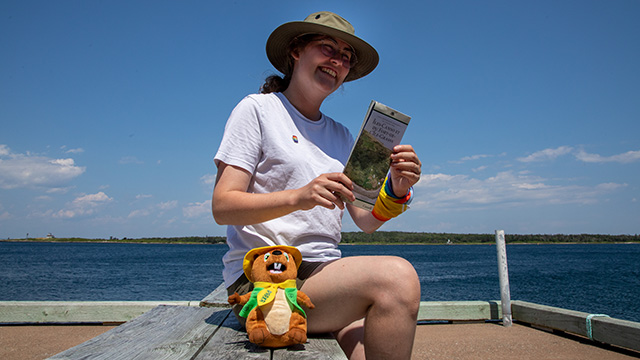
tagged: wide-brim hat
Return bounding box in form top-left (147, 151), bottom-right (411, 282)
top-left (243, 245), bottom-right (303, 282)
top-left (266, 11), bottom-right (379, 82)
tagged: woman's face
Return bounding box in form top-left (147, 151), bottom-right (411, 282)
top-left (291, 36), bottom-right (354, 95)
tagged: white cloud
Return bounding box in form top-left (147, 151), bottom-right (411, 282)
top-left (73, 192), bottom-right (112, 205)
top-left (200, 174), bottom-right (216, 186)
top-left (517, 146), bottom-right (574, 162)
top-left (0, 145), bottom-right (85, 189)
top-left (64, 148), bottom-right (85, 154)
top-left (128, 209), bottom-right (150, 218)
top-left (517, 146), bottom-right (640, 164)
top-left (513, 182), bottom-right (548, 190)
top-left (158, 200), bottom-right (178, 210)
top-left (136, 194), bottom-right (153, 200)
top-left (450, 154), bottom-right (491, 164)
top-left (53, 191), bottom-right (113, 219)
top-left (183, 200), bottom-right (211, 218)
top-left (575, 149), bottom-right (640, 164)
top-left (414, 171), bottom-right (625, 211)
top-left (46, 187), bottom-right (72, 194)
top-left (595, 182), bottom-right (627, 191)
top-left (127, 200), bottom-right (178, 219)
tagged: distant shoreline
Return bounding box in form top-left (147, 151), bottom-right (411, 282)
top-left (2, 231), bottom-right (638, 245)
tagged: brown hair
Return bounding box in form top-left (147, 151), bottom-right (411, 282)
top-left (260, 34), bottom-right (320, 94)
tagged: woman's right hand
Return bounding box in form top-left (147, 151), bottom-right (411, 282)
top-left (294, 173), bottom-right (355, 211)
top-left (213, 163), bottom-right (356, 225)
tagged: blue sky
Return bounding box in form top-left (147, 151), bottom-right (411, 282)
top-left (1, 0), bottom-right (639, 239)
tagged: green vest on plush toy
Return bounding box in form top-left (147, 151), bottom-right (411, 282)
top-left (228, 245), bottom-right (315, 348)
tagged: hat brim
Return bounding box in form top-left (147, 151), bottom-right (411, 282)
top-left (243, 245), bottom-right (303, 282)
top-left (266, 21), bottom-right (379, 82)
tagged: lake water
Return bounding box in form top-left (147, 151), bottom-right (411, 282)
top-left (1, 242), bottom-right (638, 322)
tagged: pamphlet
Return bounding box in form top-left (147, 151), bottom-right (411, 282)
top-left (343, 100), bottom-right (411, 211)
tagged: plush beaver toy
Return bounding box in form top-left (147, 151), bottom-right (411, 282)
top-left (228, 245), bottom-right (315, 348)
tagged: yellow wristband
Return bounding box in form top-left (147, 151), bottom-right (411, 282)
top-left (371, 177), bottom-right (412, 221)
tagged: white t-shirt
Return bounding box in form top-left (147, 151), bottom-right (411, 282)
top-left (214, 92), bottom-right (355, 286)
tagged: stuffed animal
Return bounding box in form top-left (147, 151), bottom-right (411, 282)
top-left (228, 245), bottom-right (315, 348)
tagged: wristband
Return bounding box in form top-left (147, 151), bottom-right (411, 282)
top-left (371, 177), bottom-right (413, 221)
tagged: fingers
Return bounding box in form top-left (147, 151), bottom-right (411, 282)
top-left (391, 145), bottom-right (422, 177)
top-left (309, 183), bottom-right (346, 210)
top-left (390, 159), bottom-right (421, 179)
top-left (325, 172), bottom-right (354, 191)
top-left (389, 145), bottom-right (422, 196)
top-left (322, 173), bottom-right (355, 209)
top-left (301, 173), bottom-right (355, 211)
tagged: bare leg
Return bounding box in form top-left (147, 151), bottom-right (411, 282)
top-left (300, 256), bottom-right (420, 360)
top-left (333, 318), bottom-right (365, 360)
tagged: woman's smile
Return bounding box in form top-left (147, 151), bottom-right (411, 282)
top-left (319, 67), bottom-right (337, 78)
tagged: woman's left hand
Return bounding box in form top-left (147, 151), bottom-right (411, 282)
top-left (389, 144), bottom-right (421, 197)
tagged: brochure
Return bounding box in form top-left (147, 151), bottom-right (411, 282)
top-left (343, 100), bottom-right (411, 211)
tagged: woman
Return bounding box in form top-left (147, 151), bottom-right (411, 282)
top-left (212, 12), bottom-right (422, 359)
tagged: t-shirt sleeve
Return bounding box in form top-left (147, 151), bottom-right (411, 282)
top-left (214, 96), bottom-right (262, 174)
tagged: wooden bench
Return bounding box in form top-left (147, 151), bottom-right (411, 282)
top-left (49, 284), bottom-right (347, 360)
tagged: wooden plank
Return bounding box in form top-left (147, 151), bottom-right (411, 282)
top-left (512, 300), bottom-right (640, 352)
top-left (0, 301), bottom-right (198, 324)
top-left (200, 283), bottom-right (230, 308)
top-left (595, 316), bottom-right (640, 353)
top-left (196, 309), bottom-right (346, 359)
top-left (195, 310), bottom-right (270, 359)
top-left (512, 300), bottom-right (589, 334)
top-left (417, 301), bottom-right (502, 321)
top-left (49, 305), bottom-right (228, 360)
top-left (273, 333), bottom-right (347, 360)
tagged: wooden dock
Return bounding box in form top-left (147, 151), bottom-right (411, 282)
top-left (1, 284), bottom-right (639, 359)
top-left (44, 304), bottom-right (346, 359)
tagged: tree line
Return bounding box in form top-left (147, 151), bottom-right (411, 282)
top-left (10, 232), bottom-right (638, 244)
top-left (340, 232), bottom-right (639, 244)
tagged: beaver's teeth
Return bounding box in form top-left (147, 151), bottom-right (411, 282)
top-left (274, 263), bottom-right (282, 270)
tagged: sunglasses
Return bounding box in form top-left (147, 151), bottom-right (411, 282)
top-left (315, 39), bottom-right (358, 69)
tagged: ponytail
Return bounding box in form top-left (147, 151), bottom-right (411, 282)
top-left (260, 74), bottom-right (291, 94)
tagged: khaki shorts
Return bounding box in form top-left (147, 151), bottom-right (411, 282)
top-left (226, 260), bottom-right (325, 328)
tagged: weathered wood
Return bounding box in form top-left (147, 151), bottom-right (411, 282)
top-left (4, 298), bottom-right (504, 324)
top-left (0, 301), bottom-right (198, 324)
top-left (197, 308), bottom-right (347, 359)
top-left (273, 333), bottom-right (347, 360)
top-left (195, 310), bottom-right (272, 359)
top-left (495, 229), bottom-right (513, 327)
top-left (592, 316), bottom-right (640, 353)
top-left (200, 283), bottom-right (231, 308)
top-left (48, 305), bottom-right (229, 360)
top-left (512, 300), bottom-right (640, 352)
top-left (417, 301), bottom-right (502, 321)
top-left (44, 302), bottom-right (346, 359)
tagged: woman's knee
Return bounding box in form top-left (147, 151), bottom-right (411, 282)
top-left (374, 256), bottom-right (421, 309)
